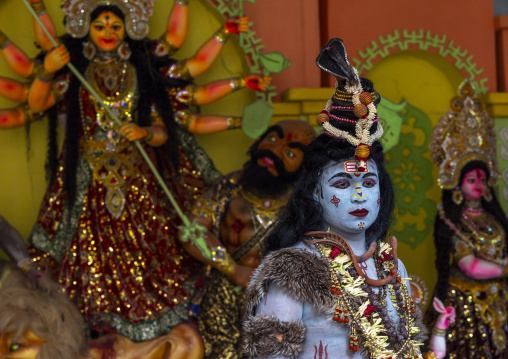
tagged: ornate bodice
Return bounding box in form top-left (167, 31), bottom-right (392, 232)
top-left (84, 59), bottom-right (139, 148)
top-left (452, 210), bottom-right (505, 264)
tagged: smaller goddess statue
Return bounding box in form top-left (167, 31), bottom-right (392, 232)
top-left (242, 39), bottom-right (427, 359)
top-left (428, 80), bottom-right (508, 358)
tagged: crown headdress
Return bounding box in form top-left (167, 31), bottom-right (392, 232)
top-left (315, 39), bottom-right (383, 172)
top-left (62, 0), bottom-right (155, 40)
top-left (430, 79), bottom-right (498, 189)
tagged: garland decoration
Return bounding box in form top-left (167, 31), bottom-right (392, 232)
top-left (306, 232), bottom-right (423, 359)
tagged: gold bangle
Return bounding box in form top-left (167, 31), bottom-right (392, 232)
top-left (37, 66), bottom-right (55, 83)
top-left (19, 104), bottom-right (44, 124)
top-left (226, 117), bottom-right (242, 130)
top-left (175, 110), bottom-right (194, 132)
top-left (144, 128), bottom-right (153, 142)
top-left (432, 327), bottom-right (447, 337)
top-left (0, 31), bottom-right (10, 50)
top-left (229, 77), bottom-right (246, 91)
top-left (211, 246), bottom-right (235, 276)
top-left (214, 27), bottom-right (231, 44)
top-left (157, 34), bottom-right (178, 56)
top-left (30, 1), bottom-right (46, 14)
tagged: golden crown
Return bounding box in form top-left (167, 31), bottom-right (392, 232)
top-left (62, 0), bottom-right (155, 40)
top-left (430, 79), bottom-right (498, 189)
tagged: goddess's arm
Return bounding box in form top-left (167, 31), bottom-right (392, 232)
top-left (457, 254), bottom-right (503, 279)
top-left (0, 30), bottom-right (37, 78)
top-left (0, 105), bottom-right (43, 129)
top-left (28, 45), bottom-right (69, 112)
top-left (428, 298), bottom-right (455, 359)
top-left (160, 0), bottom-right (189, 54)
top-left (195, 75), bottom-right (270, 105)
top-left (172, 75), bottom-right (270, 134)
top-left (186, 17), bottom-right (249, 78)
top-left (0, 77), bottom-right (28, 102)
top-left (27, 0), bottom-right (58, 51)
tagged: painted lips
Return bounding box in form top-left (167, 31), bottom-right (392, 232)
top-left (349, 209), bottom-right (369, 217)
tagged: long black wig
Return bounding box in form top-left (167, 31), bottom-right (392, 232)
top-left (433, 160), bottom-right (508, 301)
top-left (45, 5), bottom-right (187, 209)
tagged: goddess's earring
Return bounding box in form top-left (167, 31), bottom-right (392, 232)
top-left (117, 42), bottom-right (131, 61)
top-left (83, 41), bottom-right (96, 60)
top-left (483, 187), bottom-right (493, 202)
top-left (452, 188), bottom-right (463, 205)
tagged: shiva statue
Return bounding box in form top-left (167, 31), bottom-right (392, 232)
top-left (178, 119), bottom-right (315, 358)
top-left (0, 0), bottom-right (267, 343)
top-left (242, 39), bottom-right (427, 359)
top-left (427, 80), bottom-right (508, 358)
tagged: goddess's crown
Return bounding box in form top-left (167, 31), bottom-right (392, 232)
top-left (62, 0), bottom-right (155, 40)
top-left (430, 79), bottom-right (498, 189)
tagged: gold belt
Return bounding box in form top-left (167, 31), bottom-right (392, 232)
top-left (449, 276), bottom-right (504, 294)
top-left (82, 138), bottom-right (131, 152)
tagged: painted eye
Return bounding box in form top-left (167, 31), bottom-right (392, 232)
top-left (9, 343), bottom-right (23, 352)
top-left (332, 180), bottom-right (350, 189)
top-left (94, 25), bottom-right (105, 31)
top-left (286, 150), bottom-right (295, 158)
top-left (112, 25), bottom-right (122, 31)
top-left (363, 179), bottom-right (377, 188)
top-left (268, 135), bottom-right (276, 142)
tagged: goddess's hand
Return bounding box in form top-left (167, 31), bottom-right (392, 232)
top-left (230, 264), bottom-right (254, 288)
top-left (43, 45), bottom-right (70, 73)
top-left (245, 75), bottom-right (271, 92)
top-left (120, 123), bottom-right (148, 141)
top-left (225, 16), bottom-right (249, 34)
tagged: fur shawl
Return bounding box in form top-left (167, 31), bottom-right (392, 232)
top-left (242, 246), bottom-right (428, 358)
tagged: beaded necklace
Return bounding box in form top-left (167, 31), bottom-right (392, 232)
top-left (306, 233), bottom-right (423, 359)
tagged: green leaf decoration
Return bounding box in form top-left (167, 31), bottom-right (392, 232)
top-left (242, 99), bottom-right (274, 139)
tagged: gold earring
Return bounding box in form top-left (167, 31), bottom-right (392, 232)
top-left (452, 189), bottom-right (463, 205)
top-left (483, 187), bottom-right (493, 202)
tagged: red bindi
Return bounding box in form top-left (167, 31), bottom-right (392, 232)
top-left (287, 133), bottom-right (293, 141)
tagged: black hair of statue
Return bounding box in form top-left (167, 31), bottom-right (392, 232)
top-left (44, 4), bottom-right (189, 213)
top-left (262, 134), bottom-right (395, 255)
top-left (433, 160), bottom-right (508, 301)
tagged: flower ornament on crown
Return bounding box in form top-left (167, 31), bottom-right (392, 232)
top-left (62, 0), bottom-right (155, 40)
top-left (315, 38), bottom-right (383, 172)
top-left (429, 79), bottom-right (498, 189)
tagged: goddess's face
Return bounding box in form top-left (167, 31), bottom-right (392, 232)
top-left (89, 11), bottom-right (125, 52)
top-left (460, 168), bottom-right (487, 200)
top-left (0, 329), bottom-right (44, 359)
top-left (316, 159), bottom-right (380, 235)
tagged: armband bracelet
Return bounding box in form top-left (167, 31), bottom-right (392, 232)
top-left (214, 27), bottom-right (231, 44)
top-left (175, 0), bottom-right (189, 5)
top-left (229, 77), bottom-right (246, 91)
top-left (19, 104), bottom-right (44, 124)
top-left (226, 117), bottom-right (242, 130)
top-left (144, 128), bottom-right (154, 142)
top-left (37, 66), bottom-right (55, 83)
top-left (0, 31), bottom-right (10, 50)
top-left (432, 327), bottom-right (447, 337)
top-left (30, 1), bottom-right (46, 14)
top-left (211, 246), bottom-right (235, 276)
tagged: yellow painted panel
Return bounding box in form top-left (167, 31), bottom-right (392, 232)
top-left (282, 87), bottom-right (334, 102)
